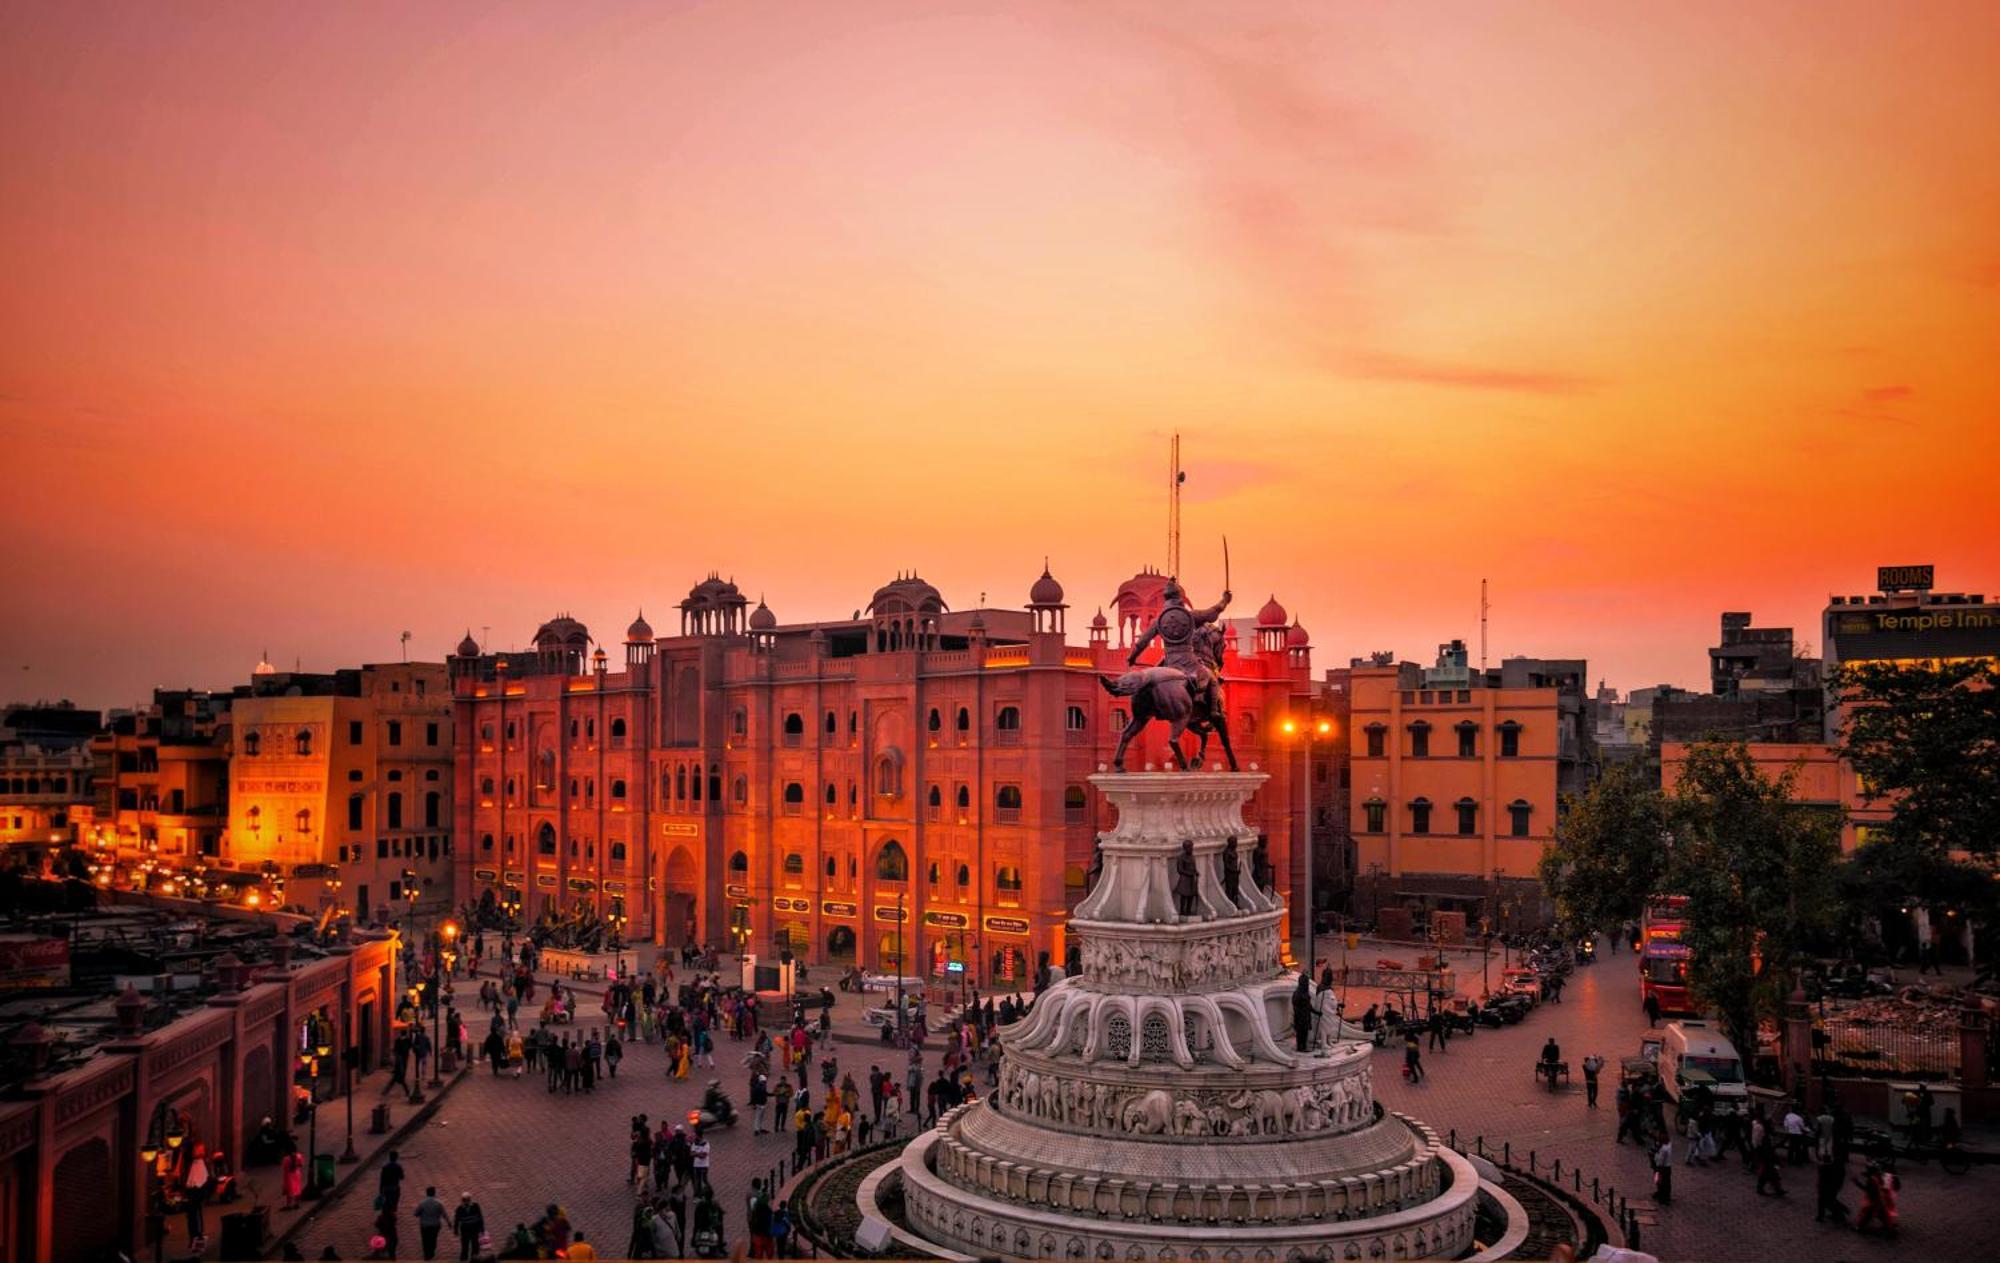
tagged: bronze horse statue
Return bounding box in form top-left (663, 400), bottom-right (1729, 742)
top-left (1101, 612), bottom-right (1238, 772)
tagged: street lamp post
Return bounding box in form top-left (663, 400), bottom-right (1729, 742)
top-left (340, 1004), bottom-right (359, 1162)
top-left (1280, 716), bottom-right (1335, 973)
top-left (894, 884), bottom-right (907, 1047)
top-left (301, 1041), bottom-right (329, 1197)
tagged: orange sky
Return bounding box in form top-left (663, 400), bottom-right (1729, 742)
top-left (3, 2), bottom-right (1997, 709)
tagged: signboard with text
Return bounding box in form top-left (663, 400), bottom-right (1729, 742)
top-left (0, 937), bottom-right (71, 989)
top-left (1877, 564), bottom-right (1935, 592)
top-left (1832, 604), bottom-right (2000, 663)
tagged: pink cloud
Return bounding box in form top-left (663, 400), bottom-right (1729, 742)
top-left (1339, 350), bottom-right (1595, 395)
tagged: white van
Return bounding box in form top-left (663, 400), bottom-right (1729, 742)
top-left (1658, 1020), bottom-right (1749, 1116)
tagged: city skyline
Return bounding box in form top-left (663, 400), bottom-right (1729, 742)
top-left (5, 2), bottom-right (1998, 707)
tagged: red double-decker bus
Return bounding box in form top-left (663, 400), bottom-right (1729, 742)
top-left (1640, 895), bottom-right (1694, 1015)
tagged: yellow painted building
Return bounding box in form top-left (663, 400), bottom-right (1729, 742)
top-left (1659, 741), bottom-right (1889, 855)
top-left (225, 661), bottom-right (454, 921)
top-left (1347, 642), bottom-right (1591, 927)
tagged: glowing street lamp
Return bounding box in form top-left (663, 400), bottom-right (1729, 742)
top-left (1280, 714), bottom-right (1336, 972)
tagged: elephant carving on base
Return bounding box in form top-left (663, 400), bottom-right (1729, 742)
top-left (1120, 1088), bottom-right (1175, 1135)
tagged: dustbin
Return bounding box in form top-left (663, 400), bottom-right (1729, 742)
top-left (218, 1207), bottom-right (269, 1260)
top-left (370, 1102), bottom-right (393, 1134)
top-left (312, 1153), bottom-right (337, 1194)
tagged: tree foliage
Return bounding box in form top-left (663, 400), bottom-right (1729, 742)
top-left (1541, 761), bottom-right (1669, 933)
top-left (1838, 659), bottom-right (2000, 858)
top-left (1666, 741), bottom-right (1843, 1054)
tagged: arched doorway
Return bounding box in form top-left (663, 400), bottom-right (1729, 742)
top-left (876, 929), bottom-right (907, 974)
top-left (661, 846), bottom-right (698, 947)
top-left (826, 925), bottom-right (857, 964)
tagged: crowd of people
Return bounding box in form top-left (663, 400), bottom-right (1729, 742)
top-left (309, 928), bottom-right (1034, 1259)
top-left (1612, 1045), bottom-right (1928, 1236)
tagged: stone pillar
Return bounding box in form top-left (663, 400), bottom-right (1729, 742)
top-left (1783, 986), bottom-right (1815, 1109)
top-left (1961, 996), bottom-right (1989, 1099)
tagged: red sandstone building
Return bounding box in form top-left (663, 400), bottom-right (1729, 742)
top-left (451, 567), bottom-right (1313, 983)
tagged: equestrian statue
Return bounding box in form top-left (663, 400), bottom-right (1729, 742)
top-left (1101, 567), bottom-right (1240, 772)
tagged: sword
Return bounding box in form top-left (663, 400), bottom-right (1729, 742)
top-left (1222, 535), bottom-right (1231, 600)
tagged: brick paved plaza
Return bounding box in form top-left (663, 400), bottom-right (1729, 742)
top-left (1359, 940), bottom-right (2000, 1263)
top-left (284, 957), bottom-right (1998, 1261)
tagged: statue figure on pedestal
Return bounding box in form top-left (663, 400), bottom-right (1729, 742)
top-left (1252, 836), bottom-right (1274, 895)
top-left (1221, 837), bottom-right (1242, 906)
top-left (1292, 974), bottom-right (1315, 1052)
top-left (1101, 576), bottom-right (1237, 772)
top-left (1173, 841), bottom-right (1199, 917)
top-left (1085, 840), bottom-right (1104, 896)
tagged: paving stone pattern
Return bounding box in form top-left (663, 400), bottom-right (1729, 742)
top-left (1360, 941), bottom-right (1999, 1262)
top-left (286, 955), bottom-right (2000, 1261)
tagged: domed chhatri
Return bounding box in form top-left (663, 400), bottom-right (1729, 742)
top-left (626, 609), bottom-right (654, 643)
top-left (455, 630), bottom-right (481, 658)
top-left (870, 771), bottom-right (1481, 1262)
top-left (749, 599), bottom-right (777, 631)
top-left (1029, 562), bottom-right (1065, 607)
top-left (1257, 594), bottom-right (1289, 627)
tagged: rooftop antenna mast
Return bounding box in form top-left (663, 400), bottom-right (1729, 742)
top-left (1168, 433), bottom-right (1184, 577)
top-left (1479, 578), bottom-right (1490, 672)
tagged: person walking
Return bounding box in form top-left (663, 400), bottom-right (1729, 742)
top-left (413, 1187), bottom-right (448, 1261)
top-left (451, 1194), bottom-right (484, 1263)
top-left (1814, 1138), bottom-right (1848, 1224)
top-left (747, 1178), bottom-right (775, 1259)
top-left (1854, 1162), bottom-right (1898, 1236)
top-left (750, 1070), bottom-right (770, 1133)
top-left (281, 1147), bottom-right (306, 1210)
top-left (385, 1030), bottom-right (413, 1097)
top-left (773, 1074), bottom-right (794, 1131)
top-left (605, 1031), bottom-right (623, 1078)
top-left (1581, 1054), bottom-right (1604, 1107)
top-left (1752, 1112), bottom-right (1786, 1196)
top-left (482, 1027), bottom-right (507, 1076)
top-left (1403, 1030), bottom-right (1425, 1084)
top-left (1650, 1134), bottom-right (1673, 1205)
top-left (691, 1130), bottom-right (712, 1196)
top-left (379, 1151), bottom-right (406, 1216)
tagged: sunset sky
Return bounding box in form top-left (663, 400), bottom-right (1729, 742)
top-left (4, 1), bottom-right (1997, 710)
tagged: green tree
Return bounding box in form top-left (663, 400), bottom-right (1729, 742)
top-left (1835, 840), bottom-right (1999, 952)
top-left (1666, 741), bottom-right (1842, 1054)
top-left (1540, 761), bottom-right (1669, 934)
top-left (1838, 659), bottom-right (2000, 859)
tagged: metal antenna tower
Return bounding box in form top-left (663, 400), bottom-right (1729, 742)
top-left (1480, 578), bottom-right (1490, 671)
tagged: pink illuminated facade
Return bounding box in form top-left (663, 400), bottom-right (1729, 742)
top-left (451, 567), bottom-right (1314, 984)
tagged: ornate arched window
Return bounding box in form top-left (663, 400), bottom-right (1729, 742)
top-left (875, 840), bottom-right (908, 882)
top-left (874, 749), bottom-right (903, 798)
top-left (729, 850), bottom-right (749, 873)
